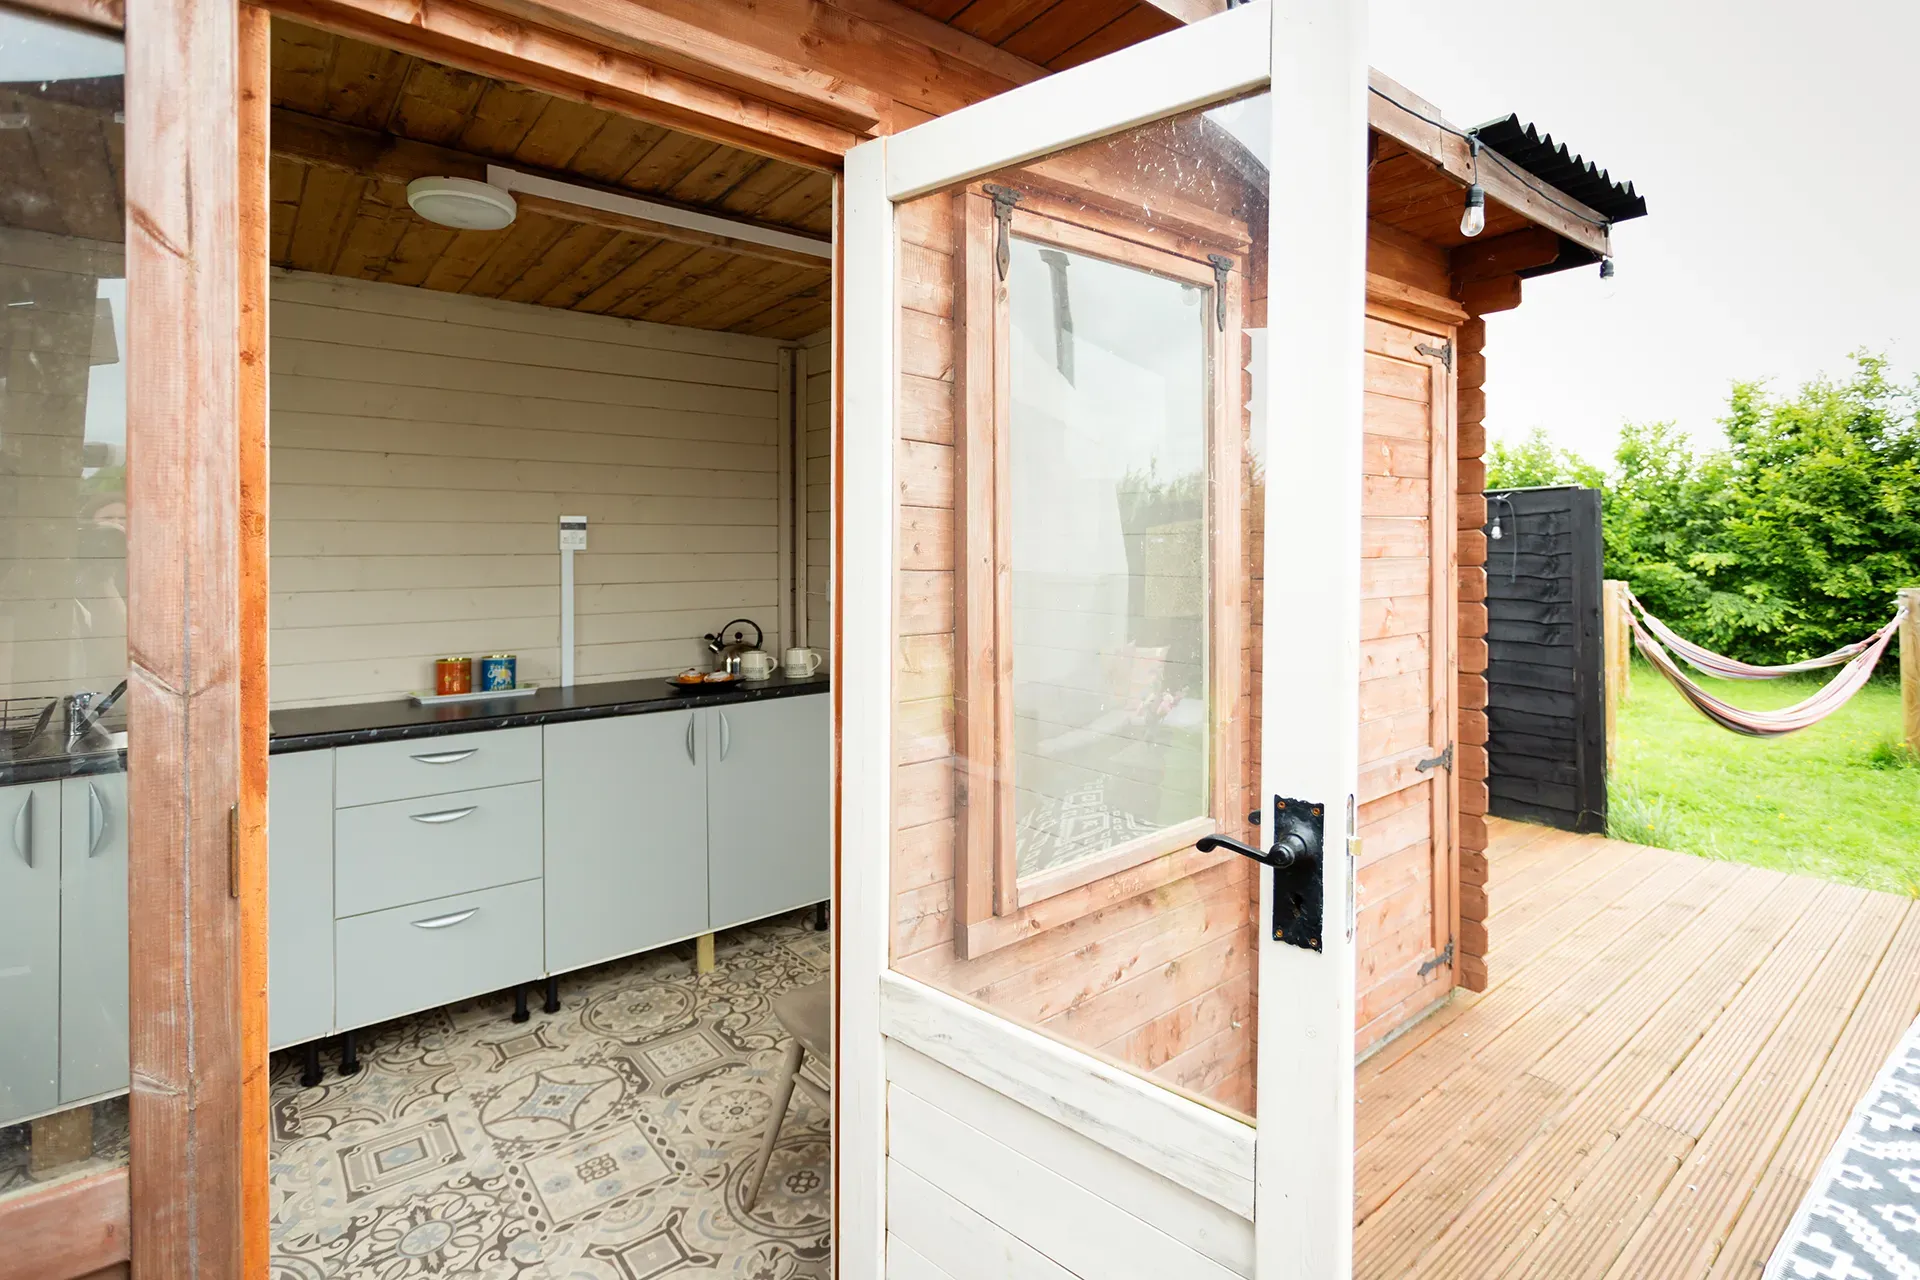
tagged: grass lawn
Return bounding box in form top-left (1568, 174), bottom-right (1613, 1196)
top-left (1610, 660), bottom-right (1920, 896)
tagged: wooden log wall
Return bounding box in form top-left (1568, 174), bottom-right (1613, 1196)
top-left (1455, 315), bottom-right (1491, 991)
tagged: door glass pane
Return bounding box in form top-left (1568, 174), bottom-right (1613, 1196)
top-left (891, 92), bottom-right (1270, 1119)
top-left (0, 8), bottom-right (131, 1196)
top-left (1009, 239), bottom-right (1212, 885)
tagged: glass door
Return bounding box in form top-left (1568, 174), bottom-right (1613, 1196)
top-left (836, 2), bottom-right (1372, 1275)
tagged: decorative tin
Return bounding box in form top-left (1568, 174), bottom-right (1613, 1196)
top-left (435, 657), bottom-right (472, 696)
top-left (479, 653), bottom-right (517, 691)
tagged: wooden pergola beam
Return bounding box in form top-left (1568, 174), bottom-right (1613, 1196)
top-left (1367, 68), bottom-right (1612, 258)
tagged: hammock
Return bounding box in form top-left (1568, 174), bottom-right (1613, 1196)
top-left (1625, 589), bottom-right (1888, 680)
top-left (1628, 607), bottom-right (1905, 738)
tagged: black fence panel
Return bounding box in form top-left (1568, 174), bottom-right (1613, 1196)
top-left (1483, 485), bottom-right (1606, 832)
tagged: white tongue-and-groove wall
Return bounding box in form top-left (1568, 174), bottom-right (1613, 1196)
top-left (269, 269), bottom-right (824, 708)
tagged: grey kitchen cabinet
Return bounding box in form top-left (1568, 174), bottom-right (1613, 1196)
top-left (59, 771), bottom-right (128, 1104)
top-left (268, 750), bottom-right (335, 1049)
top-left (335, 726), bottom-right (542, 807)
top-left (335, 878), bottom-right (543, 1030)
top-left (0, 781), bottom-right (62, 1126)
top-left (706, 696), bottom-right (830, 933)
top-left (544, 712), bottom-right (709, 974)
top-left (335, 780), bottom-right (543, 917)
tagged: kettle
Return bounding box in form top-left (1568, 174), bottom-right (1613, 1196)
top-left (703, 618), bottom-right (766, 676)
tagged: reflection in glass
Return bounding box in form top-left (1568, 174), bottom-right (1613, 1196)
top-left (0, 7), bottom-right (131, 1194)
top-left (1008, 239), bottom-right (1211, 880)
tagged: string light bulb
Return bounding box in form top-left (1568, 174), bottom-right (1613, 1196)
top-left (1460, 183), bottom-right (1487, 238)
top-left (1459, 134), bottom-right (1486, 238)
top-left (1599, 256), bottom-right (1616, 279)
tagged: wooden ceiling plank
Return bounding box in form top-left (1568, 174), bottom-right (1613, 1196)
top-left (755, 170), bottom-right (835, 228)
top-left (16, 90), bottom-right (124, 243)
top-left (605, 243), bottom-right (735, 319)
top-left (508, 95), bottom-right (610, 170)
top-left (531, 228), bottom-right (662, 309)
top-left (898, 0), bottom-right (974, 22)
top-left (666, 150), bottom-right (773, 208)
top-left (497, 221), bottom-right (618, 304)
top-left (456, 79), bottom-right (555, 157)
top-left (996, 0), bottom-right (1114, 66)
top-left (418, 222), bottom-right (513, 293)
top-left (269, 20), bottom-right (337, 113)
top-left (374, 216), bottom-right (461, 287)
top-left (714, 162), bottom-right (816, 222)
top-left (268, 0), bottom-right (861, 167)
top-left (571, 237), bottom-right (701, 313)
top-left (746, 298), bottom-right (833, 340)
top-left (708, 270), bottom-right (829, 332)
top-left (388, 57), bottom-right (493, 146)
top-left (323, 177), bottom-right (417, 279)
top-left (621, 246), bottom-right (768, 323)
top-left (950, 0), bottom-right (1057, 46)
top-left (1450, 226), bottom-right (1561, 286)
top-left (1049, 4), bottom-right (1175, 70)
top-left (563, 115), bottom-right (673, 185)
top-left (284, 164), bottom-right (368, 272)
top-left (315, 23), bottom-right (413, 129)
top-left (619, 131), bottom-right (723, 196)
top-left (459, 208), bottom-right (577, 296)
top-left (513, 190), bottom-right (828, 269)
top-left (664, 259), bottom-right (811, 329)
top-left (269, 155), bottom-right (308, 262)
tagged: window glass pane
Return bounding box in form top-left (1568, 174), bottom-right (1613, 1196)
top-left (1008, 239), bottom-right (1211, 882)
top-left (0, 7), bottom-right (130, 1196)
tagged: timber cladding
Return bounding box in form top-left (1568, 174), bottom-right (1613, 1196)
top-left (1481, 485), bottom-right (1607, 834)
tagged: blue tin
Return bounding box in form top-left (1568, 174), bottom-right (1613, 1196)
top-left (480, 653), bottom-right (517, 691)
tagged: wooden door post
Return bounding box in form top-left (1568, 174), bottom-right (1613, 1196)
top-left (1901, 588), bottom-right (1920, 755)
top-left (1602, 580), bottom-right (1628, 770)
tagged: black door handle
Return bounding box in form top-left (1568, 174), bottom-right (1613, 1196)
top-left (1197, 831), bottom-right (1312, 871)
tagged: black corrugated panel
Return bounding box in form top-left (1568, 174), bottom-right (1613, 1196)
top-left (1472, 114), bottom-right (1649, 225)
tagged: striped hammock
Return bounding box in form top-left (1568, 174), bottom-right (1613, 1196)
top-left (1625, 589), bottom-right (1890, 679)
top-left (1627, 605), bottom-right (1905, 738)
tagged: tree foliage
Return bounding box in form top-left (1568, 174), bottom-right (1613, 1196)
top-left (1486, 353), bottom-right (1920, 664)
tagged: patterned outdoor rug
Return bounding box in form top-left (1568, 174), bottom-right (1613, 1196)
top-left (268, 912), bottom-right (830, 1280)
top-left (1766, 1014), bottom-right (1920, 1280)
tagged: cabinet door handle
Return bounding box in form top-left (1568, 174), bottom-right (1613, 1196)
top-left (11, 792), bottom-right (31, 868)
top-left (410, 806), bottom-right (477, 825)
top-left (411, 908), bottom-right (478, 929)
top-left (87, 783), bottom-right (106, 856)
top-left (719, 711), bottom-right (731, 761)
top-left (411, 748), bottom-right (477, 765)
top-left (685, 715), bottom-right (696, 764)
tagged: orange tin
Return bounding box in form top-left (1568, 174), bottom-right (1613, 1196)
top-left (435, 657), bottom-right (472, 696)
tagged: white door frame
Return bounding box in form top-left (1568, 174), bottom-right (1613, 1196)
top-left (835, 1), bottom-right (1370, 1274)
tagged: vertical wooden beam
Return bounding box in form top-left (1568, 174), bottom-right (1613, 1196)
top-left (1602, 579), bottom-right (1628, 772)
top-left (125, 0), bottom-right (247, 1268)
top-left (1452, 314), bottom-right (1490, 992)
top-left (237, 8), bottom-right (273, 1278)
top-left (1901, 588), bottom-right (1920, 755)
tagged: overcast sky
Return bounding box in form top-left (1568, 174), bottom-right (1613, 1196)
top-left (1367, 0), bottom-right (1920, 468)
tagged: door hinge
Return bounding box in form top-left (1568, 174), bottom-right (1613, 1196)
top-left (1419, 939), bottom-right (1455, 977)
top-left (1416, 340), bottom-right (1453, 370)
top-left (227, 803), bottom-right (239, 899)
top-left (983, 182), bottom-right (1022, 280)
top-left (1207, 253), bottom-right (1232, 331)
top-left (1416, 743), bottom-right (1453, 773)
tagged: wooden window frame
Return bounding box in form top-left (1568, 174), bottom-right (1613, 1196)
top-left (952, 184), bottom-right (1247, 957)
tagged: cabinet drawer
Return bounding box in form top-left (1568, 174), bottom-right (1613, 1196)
top-left (335, 879), bottom-right (541, 1030)
top-left (335, 727), bottom-right (541, 808)
top-left (335, 782), bottom-right (542, 918)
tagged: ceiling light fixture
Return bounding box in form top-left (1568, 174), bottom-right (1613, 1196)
top-left (406, 176), bottom-right (517, 231)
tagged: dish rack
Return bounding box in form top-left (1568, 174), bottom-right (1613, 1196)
top-left (0, 696), bottom-right (59, 756)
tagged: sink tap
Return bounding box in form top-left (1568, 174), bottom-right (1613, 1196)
top-left (66, 692), bottom-right (95, 747)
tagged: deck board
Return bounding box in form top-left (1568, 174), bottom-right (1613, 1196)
top-left (1355, 818), bottom-right (1920, 1278)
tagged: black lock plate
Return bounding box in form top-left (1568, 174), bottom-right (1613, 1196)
top-left (1271, 796), bottom-right (1325, 951)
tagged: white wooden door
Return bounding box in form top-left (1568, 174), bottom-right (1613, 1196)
top-left (838, 3), bottom-right (1370, 1277)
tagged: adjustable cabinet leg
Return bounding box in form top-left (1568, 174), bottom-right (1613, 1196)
top-left (812, 901), bottom-right (829, 932)
top-left (543, 975), bottom-right (560, 1015)
top-left (695, 932), bottom-right (716, 976)
top-left (300, 1042), bottom-right (323, 1089)
top-left (512, 984), bottom-right (531, 1023)
top-left (338, 1031), bottom-right (361, 1077)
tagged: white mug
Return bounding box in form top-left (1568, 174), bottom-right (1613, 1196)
top-left (740, 650), bottom-right (776, 680)
top-left (784, 647), bottom-right (822, 678)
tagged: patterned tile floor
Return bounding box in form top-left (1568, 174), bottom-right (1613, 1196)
top-left (269, 913), bottom-right (830, 1280)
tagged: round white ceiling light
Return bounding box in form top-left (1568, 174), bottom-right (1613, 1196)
top-left (405, 177), bottom-right (517, 231)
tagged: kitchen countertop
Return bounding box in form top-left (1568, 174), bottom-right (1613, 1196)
top-left (0, 735), bottom-right (127, 786)
top-left (269, 672), bottom-right (830, 754)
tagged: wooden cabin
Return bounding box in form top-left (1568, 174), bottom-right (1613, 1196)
top-left (0, 0), bottom-right (1644, 1275)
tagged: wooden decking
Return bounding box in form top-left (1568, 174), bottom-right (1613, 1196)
top-left (1353, 817), bottom-right (1920, 1279)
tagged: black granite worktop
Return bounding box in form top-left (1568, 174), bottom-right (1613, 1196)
top-left (0, 738), bottom-right (127, 786)
top-left (269, 673), bottom-right (830, 754)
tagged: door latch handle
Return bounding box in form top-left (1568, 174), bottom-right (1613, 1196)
top-left (1197, 830), bottom-right (1313, 871)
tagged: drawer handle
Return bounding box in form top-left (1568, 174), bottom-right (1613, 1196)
top-left (685, 715), bottom-right (696, 764)
top-left (411, 908), bottom-right (478, 930)
top-left (11, 791), bottom-right (32, 868)
top-left (87, 783), bottom-right (106, 856)
top-left (410, 806), bottom-right (477, 825)
top-left (412, 748), bottom-right (478, 765)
